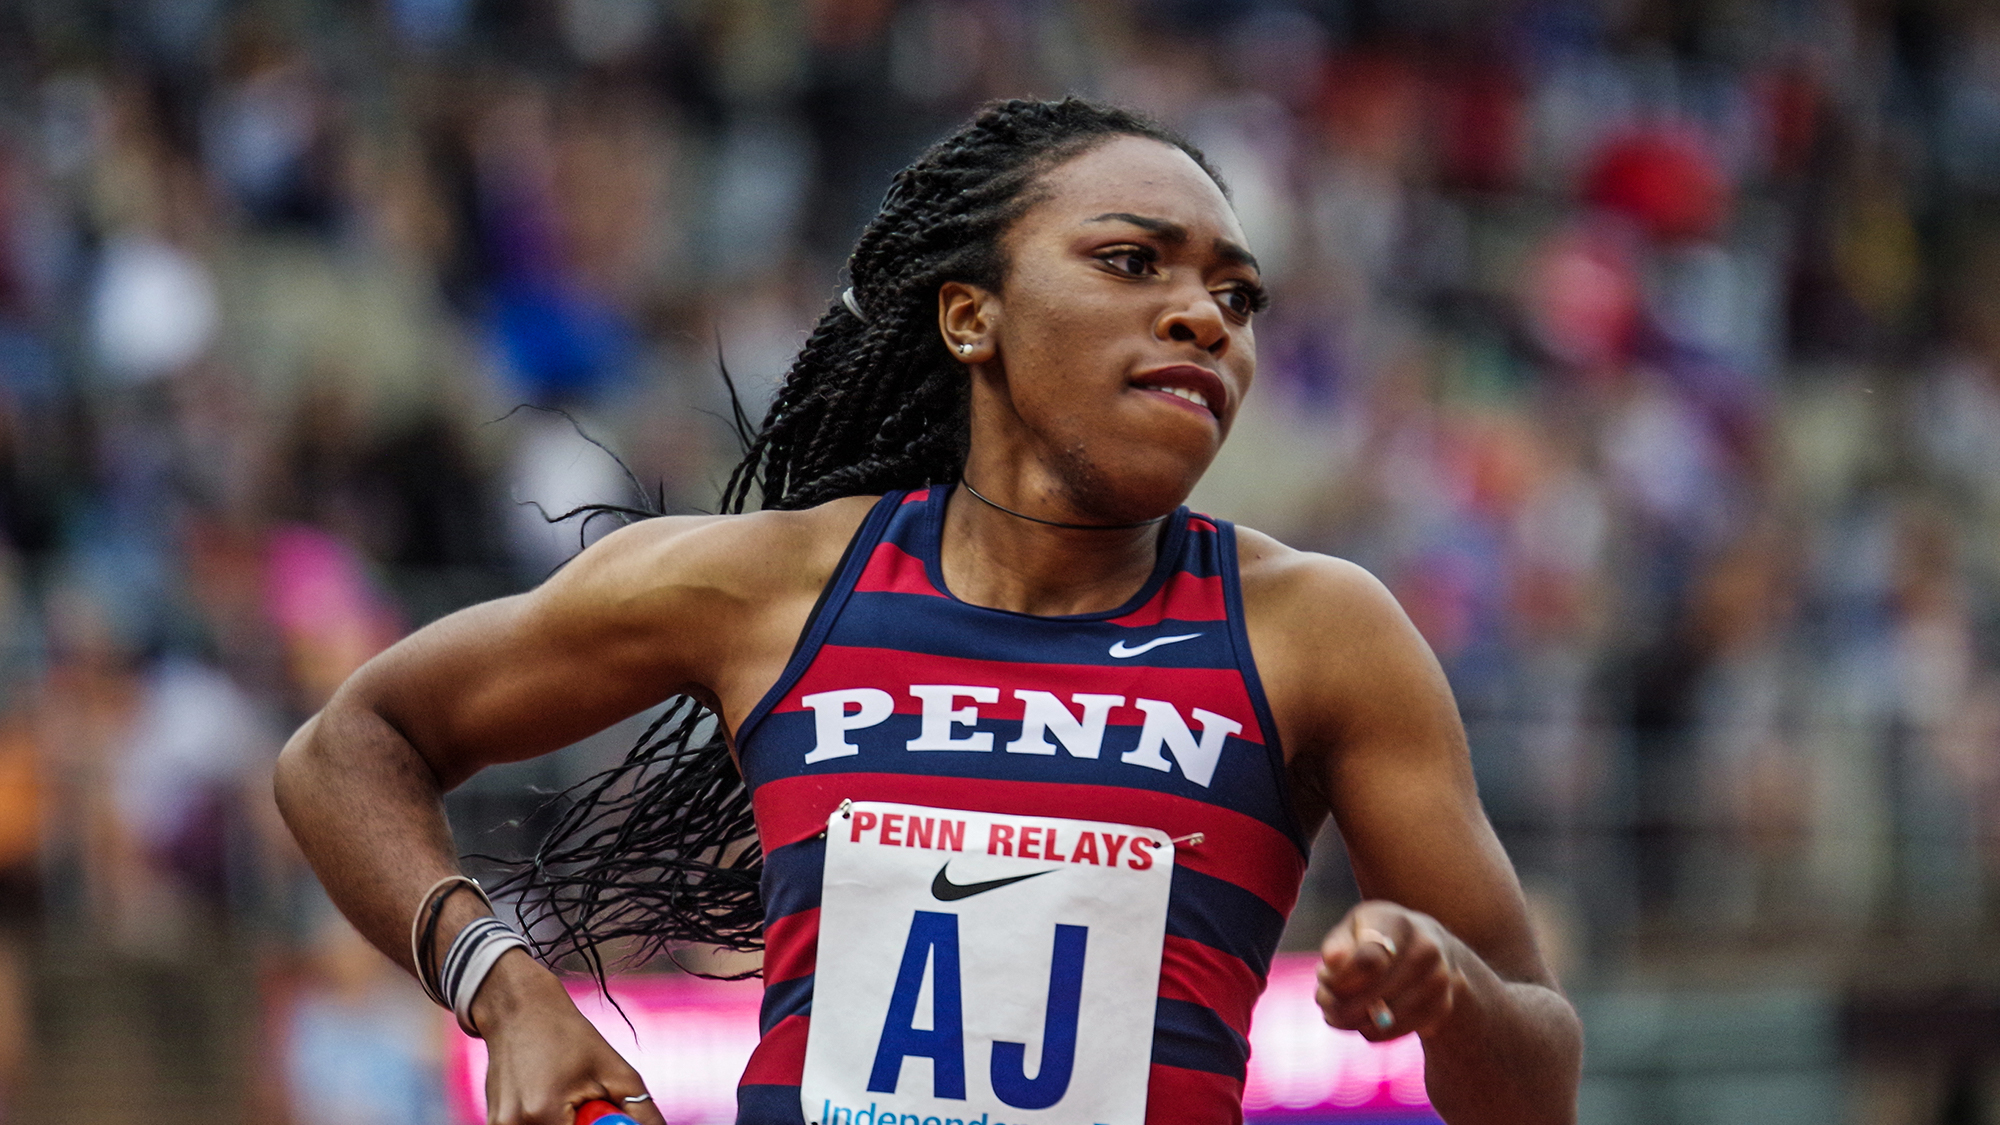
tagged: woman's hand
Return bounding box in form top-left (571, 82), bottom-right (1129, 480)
top-left (1316, 900), bottom-right (1468, 1042)
top-left (471, 954), bottom-right (668, 1125)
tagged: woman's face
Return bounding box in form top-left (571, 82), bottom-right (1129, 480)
top-left (947, 134), bottom-right (1264, 522)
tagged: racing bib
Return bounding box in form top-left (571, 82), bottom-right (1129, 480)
top-left (801, 801), bottom-right (1174, 1125)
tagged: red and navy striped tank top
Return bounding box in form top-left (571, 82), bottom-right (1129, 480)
top-left (732, 487), bottom-right (1310, 1125)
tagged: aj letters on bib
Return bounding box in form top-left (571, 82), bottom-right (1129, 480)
top-left (733, 489), bottom-right (1312, 1125)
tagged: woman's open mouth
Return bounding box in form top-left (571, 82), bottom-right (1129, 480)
top-left (1129, 364), bottom-right (1226, 420)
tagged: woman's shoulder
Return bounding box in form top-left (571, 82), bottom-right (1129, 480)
top-left (1230, 525), bottom-right (1449, 767)
top-left (1231, 524), bottom-right (1397, 627)
top-left (582, 495), bottom-right (880, 562)
top-left (556, 495), bottom-right (882, 606)
top-left (1231, 524), bottom-right (1435, 683)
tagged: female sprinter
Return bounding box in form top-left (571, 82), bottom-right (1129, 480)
top-left (274, 98), bottom-right (1581, 1125)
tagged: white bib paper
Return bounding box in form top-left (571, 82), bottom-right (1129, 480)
top-left (801, 801), bottom-right (1173, 1125)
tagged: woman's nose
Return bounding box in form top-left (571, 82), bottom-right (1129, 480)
top-left (1159, 293), bottom-right (1229, 355)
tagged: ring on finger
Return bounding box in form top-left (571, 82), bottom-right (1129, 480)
top-left (1358, 927), bottom-right (1398, 959)
top-left (624, 1093), bottom-right (654, 1104)
top-left (1368, 998), bottom-right (1394, 1031)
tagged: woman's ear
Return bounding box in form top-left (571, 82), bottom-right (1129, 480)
top-left (938, 280), bottom-right (999, 364)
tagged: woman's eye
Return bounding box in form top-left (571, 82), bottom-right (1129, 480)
top-left (1217, 287), bottom-right (1258, 317)
top-left (1101, 249), bottom-right (1154, 276)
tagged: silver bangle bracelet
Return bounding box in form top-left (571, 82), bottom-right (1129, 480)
top-left (409, 874), bottom-right (490, 1007)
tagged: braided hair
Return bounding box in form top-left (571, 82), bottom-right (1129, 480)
top-left (492, 98), bottom-right (1225, 983)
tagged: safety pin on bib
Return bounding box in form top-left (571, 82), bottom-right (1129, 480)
top-left (815, 798), bottom-right (856, 840)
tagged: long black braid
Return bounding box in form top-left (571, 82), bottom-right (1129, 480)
top-left (490, 98), bottom-right (1226, 984)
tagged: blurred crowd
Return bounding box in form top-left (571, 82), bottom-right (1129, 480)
top-left (0, 0), bottom-right (1996, 1120)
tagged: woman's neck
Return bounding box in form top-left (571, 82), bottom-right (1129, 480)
top-left (936, 482), bottom-right (1168, 616)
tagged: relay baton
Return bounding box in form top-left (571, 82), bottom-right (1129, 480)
top-left (573, 1100), bottom-right (642, 1125)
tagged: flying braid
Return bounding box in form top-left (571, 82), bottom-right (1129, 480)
top-left (492, 98), bottom-right (1225, 983)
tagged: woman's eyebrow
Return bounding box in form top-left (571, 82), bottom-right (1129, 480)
top-left (1087, 211), bottom-right (1260, 273)
top-left (1213, 239), bottom-right (1260, 272)
top-left (1089, 211), bottom-right (1188, 241)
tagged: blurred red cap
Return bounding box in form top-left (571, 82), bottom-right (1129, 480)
top-left (1582, 126), bottom-right (1731, 242)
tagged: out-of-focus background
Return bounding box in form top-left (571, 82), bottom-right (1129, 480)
top-left (0, 0), bottom-right (1994, 1122)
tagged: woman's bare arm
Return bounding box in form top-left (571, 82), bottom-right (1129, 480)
top-left (1243, 534), bottom-right (1583, 1125)
top-left (273, 501), bottom-right (870, 1123)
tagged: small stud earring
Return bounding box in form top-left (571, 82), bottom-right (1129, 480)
top-left (958, 343), bottom-right (973, 355)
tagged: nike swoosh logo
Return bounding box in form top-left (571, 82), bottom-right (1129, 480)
top-left (1108, 633), bottom-right (1203, 659)
top-left (930, 863), bottom-right (1059, 902)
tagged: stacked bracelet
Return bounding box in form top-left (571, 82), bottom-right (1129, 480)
top-left (440, 915), bottom-right (530, 1035)
top-left (411, 874), bottom-right (491, 1007)
top-left (410, 874), bottom-right (529, 1035)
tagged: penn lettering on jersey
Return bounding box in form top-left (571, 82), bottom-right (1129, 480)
top-left (800, 685), bottom-right (1242, 787)
top-left (732, 488), bottom-right (1314, 1125)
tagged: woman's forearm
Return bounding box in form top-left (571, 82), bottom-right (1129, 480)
top-left (273, 703), bottom-right (488, 978)
top-left (277, 700), bottom-right (661, 1122)
top-left (1420, 945), bottom-right (1583, 1125)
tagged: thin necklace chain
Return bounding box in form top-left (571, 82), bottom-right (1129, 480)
top-left (958, 481), bottom-right (1170, 531)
